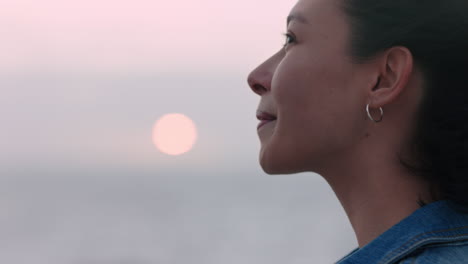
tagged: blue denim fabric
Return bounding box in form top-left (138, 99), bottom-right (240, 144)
top-left (336, 200), bottom-right (468, 264)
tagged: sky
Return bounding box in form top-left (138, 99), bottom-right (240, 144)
top-left (1, 0), bottom-right (296, 172)
top-left (0, 0), bottom-right (357, 263)
top-left (0, 0), bottom-right (293, 74)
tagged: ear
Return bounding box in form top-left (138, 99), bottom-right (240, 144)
top-left (367, 46), bottom-right (414, 109)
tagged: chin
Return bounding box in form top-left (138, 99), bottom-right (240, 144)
top-left (259, 145), bottom-right (306, 175)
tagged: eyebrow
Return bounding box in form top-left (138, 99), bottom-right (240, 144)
top-left (287, 13), bottom-right (309, 26)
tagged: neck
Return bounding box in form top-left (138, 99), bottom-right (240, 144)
top-left (321, 145), bottom-right (433, 248)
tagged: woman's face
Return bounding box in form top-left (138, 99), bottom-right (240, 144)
top-left (247, 0), bottom-right (372, 175)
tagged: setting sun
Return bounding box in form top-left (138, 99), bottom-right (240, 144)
top-left (152, 113), bottom-right (198, 156)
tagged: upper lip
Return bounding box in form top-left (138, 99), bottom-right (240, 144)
top-left (256, 110), bottom-right (277, 121)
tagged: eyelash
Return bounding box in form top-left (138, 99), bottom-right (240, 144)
top-left (282, 32), bottom-right (296, 48)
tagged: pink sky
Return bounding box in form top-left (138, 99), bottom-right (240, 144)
top-left (1, 0), bottom-right (295, 74)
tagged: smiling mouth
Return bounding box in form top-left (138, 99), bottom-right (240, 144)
top-left (256, 110), bottom-right (277, 121)
top-left (256, 110), bottom-right (277, 130)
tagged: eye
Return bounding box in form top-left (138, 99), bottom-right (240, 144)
top-left (282, 32), bottom-right (296, 48)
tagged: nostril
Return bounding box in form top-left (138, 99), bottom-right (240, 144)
top-left (247, 74), bottom-right (270, 95)
top-left (252, 84), bottom-right (267, 95)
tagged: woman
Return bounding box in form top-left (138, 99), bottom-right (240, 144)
top-left (247, 0), bottom-right (468, 263)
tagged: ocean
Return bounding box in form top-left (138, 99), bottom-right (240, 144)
top-left (0, 167), bottom-right (356, 264)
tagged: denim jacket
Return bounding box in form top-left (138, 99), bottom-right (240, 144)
top-left (336, 200), bottom-right (468, 264)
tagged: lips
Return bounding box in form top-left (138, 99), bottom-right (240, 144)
top-left (256, 110), bottom-right (277, 130)
top-left (256, 110), bottom-right (277, 121)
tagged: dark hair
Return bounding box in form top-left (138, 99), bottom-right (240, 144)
top-left (338, 0), bottom-right (468, 211)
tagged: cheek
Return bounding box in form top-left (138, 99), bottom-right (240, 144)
top-left (272, 60), bottom-right (313, 108)
top-left (272, 57), bottom-right (335, 120)
top-left (271, 56), bottom-right (364, 149)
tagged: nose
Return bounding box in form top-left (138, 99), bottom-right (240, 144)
top-left (247, 55), bottom-right (278, 96)
top-left (247, 70), bottom-right (270, 96)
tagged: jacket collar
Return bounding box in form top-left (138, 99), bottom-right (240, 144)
top-left (336, 200), bottom-right (468, 264)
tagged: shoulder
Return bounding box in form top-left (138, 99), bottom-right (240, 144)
top-left (398, 241), bottom-right (468, 264)
top-left (336, 201), bottom-right (468, 264)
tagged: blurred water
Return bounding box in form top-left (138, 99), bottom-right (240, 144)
top-left (0, 168), bottom-right (356, 264)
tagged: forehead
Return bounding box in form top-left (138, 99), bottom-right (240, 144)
top-left (288, 0), bottom-right (351, 58)
top-left (289, 0), bottom-right (341, 25)
top-left (288, 0), bottom-right (348, 43)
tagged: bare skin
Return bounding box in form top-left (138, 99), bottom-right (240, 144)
top-left (247, 0), bottom-right (436, 248)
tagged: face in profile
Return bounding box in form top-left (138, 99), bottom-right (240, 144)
top-left (247, 0), bottom-right (371, 175)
